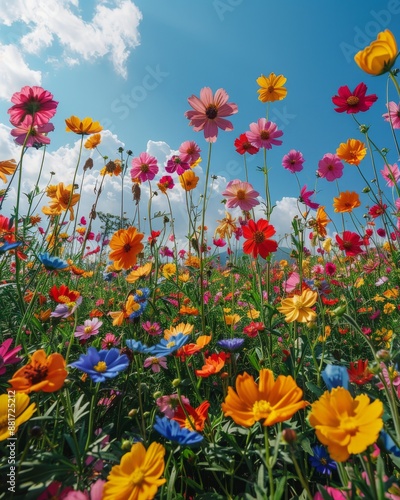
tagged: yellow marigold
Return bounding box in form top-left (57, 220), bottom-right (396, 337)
top-left (46, 184), bottom-right (58, 198)
top-left (126, 262), bottom-right (152, 283)
top-left (224, 313), bottom-right (241, 326)
top-left (277, 289), bottom-right (318, 323)
top-left (0, 393), bottom-right (36, 441)
top-left (65, 116), bottom-right (103, 135)
top-left (256, 73), bottom-right (287, 103)
top-left (178, 272), bottom-right (190, 282)
top-left (308, 387), bottom-right (383, 462)
top-left (162, 263), bottom-right (176, 279)
top-left (103, 441), bottom-right (166, 500)
top-left (333, 191), bottom-right (361, 213)
top-left (354, 29), bottom-right (398, 76)
top-left (382, 241), bottom-right (393, 252)
top-left (184, 254), bottom-right (200, 268)
top-left (383, 288), bottom-right (399, 299)
top-left (373, 295), bottom-right (385, 302)
top-left (354, 277), bottom-right (364, 288)
top-left (336, 139), bottom-right (367, 166)
top-left (247, 309), bottom-right (260, 320)
top-left (215, 212), bottom-right (237, 239)
top-left (222, 369), bottom-right (307, 427)
top-left (0, 159), bottom-right (17, 183)
top-left (179, 169), bottom-right (199, 191)
top-left (373, 327), bottom-right (393, 347)
top-left (84, 133), bottom-right (102, 149)
top-left (383, 303), bottom-right (395, 314)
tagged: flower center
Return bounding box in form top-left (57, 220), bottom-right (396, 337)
top-left (24, 363), bottom-right (49, 384)
top-left (58, 294), bottom-right (71, 303)
top-left (267, 85), bottom-right (275, 93)
top-left (94, 361), bottom-right (107, 372)
top-left (140, 163), bottom-right (149, 173)
top-left (205, 104), bottom-right (218, 119)
top-left (292, 296), bottom-right (304, 309)
top-left (346, 96), bottom-right (359, 106)
top-left (260, 130), bottom-right (270, 140)
top-left (254, 231), bottom-right (265, 244)
top-left (340, 417), bottom-right (358, 435)
top-left (84, 326), bottom-right (93, 334)
top-left (236, 189), bottom-right (246, 200)
top-left (343, 241), bottom-right (352, 249)
top-left (130, 468), bottom-right (145, 486)
top-left (123, 243), bottom-right (132, 252)
top-left (253, 399), bottom-right (272, 420)
top-left (166, 341), bottom-right (176, 349)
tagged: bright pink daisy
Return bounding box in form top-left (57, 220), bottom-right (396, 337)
top-left (213, 238), bottom-right (226, 247)
top-left (383, 101), bottom-right (400, 129)
top-left (74, 318), bottom-right (103, 340)
top-left (185, 87), bottom-right (238, 143)
top-left (130, 152), bottom-right (159, 182)
top-left (8, 86), bottom-right (58, 126)
top-left (179, 140), bottom-right (201, 164)
top-left (381, 163), bottom-right (400, 187)
top-left (331, 83), bottom-right (377, 114)
top-left (10, 115), bottom-right (54, 147)
top-left (165, 155), bottom-right (190, 175)
top-left (299, 185), bottom-right (319, 209)
top-left (317, 153), bottom-right (344, 182)
top-left (246, 118), bottom-right (283, 149)
top-left (0, 338), bottom-right (22, 375)
top-left (234, 133), bottom-right (260, 155)
top-left (336, 231), bottom-right (364, 256)
top-left (222, 179), bottom-right (260, 211)
top-left (282, 149), bottom-right (305, 173)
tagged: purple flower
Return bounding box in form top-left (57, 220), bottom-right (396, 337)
top-left (217, 338), bottom-right (244, 351)
top-left (51, 296), bottom-right (82, 318)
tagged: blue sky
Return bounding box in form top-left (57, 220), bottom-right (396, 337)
top-left (0, 0), bottom-right (399, 248)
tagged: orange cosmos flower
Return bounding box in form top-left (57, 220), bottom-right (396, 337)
top-left (172, 401), bottom-right (210, 431)
top-left (0, 159), bottom-right (17, 183)
top-left (336, 139), bottom-right (367, 166)
top-left (256, 73), bottom-right (287, 103)
top-left (84, 133), bottom-right (102, 149)
top-left (179, 169), bottom-right (199, 191)
top-left (108, 227), bottom-right (144, 270)
top-left (310, 206), bottom-right (331, 238)
top-left (126, 262), bottom-right (153, 283)
top-left (176, 335), bottom-right (212, 360)
top-left (9, 349), bottom-right (68, 393)
top-left (195, 352), bottom-right (229, 378)
top-left (65, 116), bottom-right (103, 135)
top-left (354, 29), bottom-right (398, 76)
top-left (100, 159), bottom-right (122, 177)
top-left (222, 369), bottom-right (308, 427)
top-left (333, 191), bottom-right (361, 213)
top-left (179, 305), bottom-right (199, 316)
top-left (42, 183), bottom-right (80, 221)
top-left (277, 289), bottom-right (318, 323)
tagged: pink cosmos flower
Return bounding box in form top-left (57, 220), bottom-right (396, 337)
top-left (165, 155), bottom-right (190, 175)
top-left (246, 118), bottom-right (283, 149)
top-left (283, 272), bottom-right (300, 293)
top-left (282, 149), bottom-right (305, 173)
top-left (130, 152), bottom-right (159, 182)
top-left (142, 321), bottom-right (162, 336)
top-left (8, 85), bottom-right (58, 126)
top-left (63, 479), bottom-right (105, 500)
top-left (11, 115), bottom-right (54, 147)
top-left (299, 185), bottom-right (319, 209)
top-left (381, 163), bottom-right (400, 187)
top-left (222, 179), bottom-right (260, 211)
top-left (383, 101), bottom-right (400, 129)
top-left (314, 486), bottom-right (347, 500)
top-left (179, 140), bottom-right (201, 164)
top-left (101, 333), bottom-right (120, 349)
top-left (156, 394), bottom-right (190, 418)
top-left (317, 153), bottom-right (344, 182)
top-left (185, 87), bottom-right (238, 143)
top-left (0, 338), bottom-right (22, 375)
top-left (143, 356), bottom-right (168, 373)
top-left (377, 362), bottom-right (400, 399)
top-left (74, 318), bottom-right (103, 340)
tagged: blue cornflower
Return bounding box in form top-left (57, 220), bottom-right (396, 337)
top-left (128, 300), bottom-right (147, 320)
top-left (38, 252), bottom-right (69, 271)
top-left (153, 416), bottom-right (203, 446)
top-left (69, 347), bottom-right (129, 383)
top-left (125, 339), bottom-right (152, 354)
top-left (309, 445), bottom-right (337, 475)
top-left (378, 431), bottom-right (400, 457)
top-left (148, 333), bottom-right (190, 357)
top-left (0, 240), bottom-right (22, 253)
top-left (217, 338), bottom-right (245, 351)
top-left (321, 364), bottom-right (349, 391)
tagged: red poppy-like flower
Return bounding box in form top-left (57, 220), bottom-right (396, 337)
top-left (336, 231), bottom-right (364, 256)
top-left (348, 360), bottom-right (374, 386)
top-left (49, 284), bottom-right (80, 304)
top-left (234, 133), bottom-right (259, 155)
top-left (242, 219), bottom-right (278, 259)
top-left (332, 83), bottom-right (378, 114)
top-left (172, 401), bottom-right (210, 431)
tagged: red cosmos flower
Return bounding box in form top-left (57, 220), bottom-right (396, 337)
top-left (336, 231), bottom-right (364, 256)
top-left (369, 203), bottom-right (387, 218)
top-left (49, 284), bottom-right (80, 304)
top-left (242, 219), bottom-right (278, 259)
top-left (234, 133), bottom-right (260, 155)
top-left (243, 321), bottom-right (265, 338)
top-left (332, 83), bottom-right (378, 114)
top-left (195, 352), bottom-right (229, 377)
top-left (348, 360), bottom-right (374, 385)
top-left (172, 401), bottom-right (210, 431)
top-left (8, 86), bottom-right (58, 126)
top-left (148, 230), bottom-right (161, 246)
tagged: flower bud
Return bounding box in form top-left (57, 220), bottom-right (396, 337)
top-left (121, 439), bottom-right (132, 451)
top-left (282, 428), bottom-right (297, 445)
top-left (128, 409), bottom-right (138, 418)
top-left (172, 378), bottom-right (181, 388)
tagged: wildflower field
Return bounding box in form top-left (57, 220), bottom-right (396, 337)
top-left (1, 28), bottom-right (400, 500)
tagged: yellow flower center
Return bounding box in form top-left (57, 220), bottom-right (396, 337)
top-left (130, 468), bottom-right (145, 486)
top-left (292, 296), bottom-right (304, 309)
top-left (94, 361), bottom-right (107, 372)
top-left (166, 341), bottom-right (176, 349)
top-left (340, 417), bottom-right (358, 435)
top-left (84, 326), bottom-right (93, 334)
top-left (58, 294), bottom-right (71, 303)
top-left (253, 399), bottom-right (272, 421)
top-left (236, 189), bottom-right (246, 200)
top-left (346, 96), bottom-right (359, 106)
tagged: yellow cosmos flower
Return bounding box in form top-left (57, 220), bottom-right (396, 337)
top-left (224, 313), bottom-right (241, 326)
top-left (333, 191), bottom-right (361, 213)
top-left (162, 263), bottom-right (176, 279)
top-left (0, 393), bottom-right (36, 441)
top-left (354, 29), bottom-right (398, 75)
top-left (215, 212), bottom-right (237, 239)
top-left (84, 133), bottom-right (102, 149)
top-left (383, 303), bottom-right (395, 314)
top-left (277, 289), bottom-right (318, 323)
top-left (0, 159), bottom-right (17, 183)
top-left (322, 238), bottom-right (332, 252)
top-left (100, 159), bottom-right (122, 177)
top-left (222, 369), bottom-right (308, 427)
top-left (179, 169), bottom-right (199, 191)
top-left (247, 309), bottom-right (260, 320)
top-left (383, 288), bottom-right (399, 299)
top-left (308, 387), bottom-right (383, 462)
top-left (42, 183), bottom-right (80, 221)
top-left (65, 116), bottom-right (103, 135)
top-left (256, 73), bottom-right (287, 103)
top-left (126, 262), bottom-right (152, 283)
top-left (103, 441), bottom-right (166, 500)
top-left (164, 322), bottom-right (194, 340)
top-left (336, 139), bottom-right (367, 166)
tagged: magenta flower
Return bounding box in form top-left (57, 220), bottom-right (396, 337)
top-left (165, 155), bottom-right (190, 175)
top-left (317, 153), bottom-right (344, 181)
top-left (11, 115), bottom-right (54, 147)
top-left (246, 118), bottom-right (283, 149)
top-left (8, 85), bottom-right (58, 126)
top-left (156, 393), bottom-right (190, 418)
top-left (381, 163), bottom-right (400, 187)
top-left (142, 321), bottom-right (162, 336)
top-left (185, 87), bottom-right (238, 143)
top-left (0, 338), bottom-right (22, 375)
top-left (179, 140), bottom-right (201, 164)
top-left (130, 152), bottom-right (159, 182)
top-left (143, 356), bottom-right (168, 373)
top-left (222, 179), bottom-right (260, 211)
top-left (74, 318), bottom-right (103, 340)
top-left (213, 238), bottom-right (226, 247)
top-left (101, 333), bottom-right (120, 349)
top-left (282, 149), bottom-right (305, 173)
top-left (383, 101), bottom-right (400, 129)
top-left (299, 185), bottom-right (319, 209)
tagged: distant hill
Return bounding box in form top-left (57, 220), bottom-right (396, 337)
top-left (212, 247), bottom-right (293, 265)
